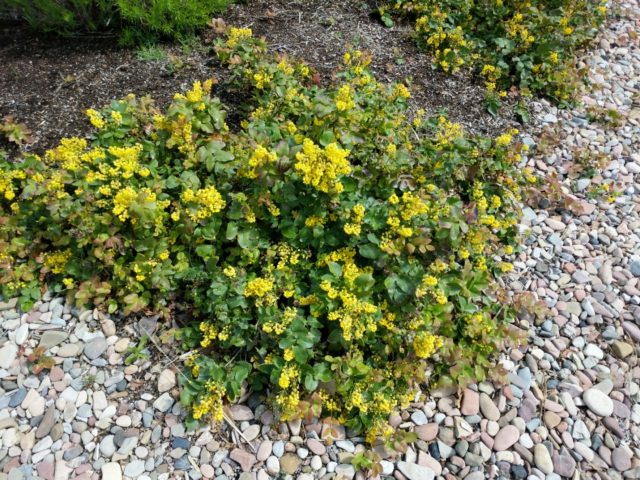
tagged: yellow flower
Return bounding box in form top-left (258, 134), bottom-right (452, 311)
top-left (335, 84), bottom-right (356, 111)
top-left (226, 27), bottom-right (253, 48)
top-left (86, 109), bottom-right (105, 129)
top-left (244, 277), bottom-right (274, 298)
top-left (413, 331), bottom-right (444, 359)
top-left (223, 266), bottom-right (236, 278)
top-left (294, 139), bottom-right (351, 195)
top-left (110, 110), bottom-right (123, 124)
top-left (283, 348), bottom-right (295, 361)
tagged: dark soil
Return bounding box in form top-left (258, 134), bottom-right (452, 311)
top-left (0, 0), bottom-right (517, 156)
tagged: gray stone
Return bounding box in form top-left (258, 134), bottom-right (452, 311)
top-left (124, 460), bottom-right (146, 478)
top-left (38, 330), bottom-right (68, 349)
top-left (397, 461), bottom-right (435, 480)
top-left (84, 337), bottom-right (108, 360)
top-left (153, 392), bottom-right (174, 412)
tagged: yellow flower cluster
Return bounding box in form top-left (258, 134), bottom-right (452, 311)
top-left (481, 64), bottom-right (503, 93)
top-left (416, 10), bottom-right (467, 73)
top-left (252, 70), bottom-right (273, 89)
top-left (343, 203), bottom-right (365, 236)
top-left (294, 139), bottom-right (351, 195)
top-left (0, 169), bottom-right (25, 201)
top-left (174, 79), bottom-right (214, 111)
top-left (43, 249), bottom-right (71, 274)
top-left (262, 306), bottom-right (297, 335)
top-left (326, 288), bottom-right (379, 341)
top-left (506, 12), bottom-right (535, 47)
top-left (192, 380), bottom-right (225, 421)
top-left (244, 277), bottom-right (274, 297)
top-left (86, 109), bottom-right (105, 129)
top-left (199, 321), bottom-right (218, 348)
top-left (110, 110), bottom-right (123, 124)
top-left (242, 145), bottom-right (278, 178)
top-left (346, 383), bottom-right (369, 413)
top-left (226, 27), bottom-right (253, 48)
top-left (45, 137), bottom-right (88, 171)
top-left (112, 187), bottom-right (139, 222)
top-left (392, 83), bottom-right (411, 99)
top-left (304, 215), bottom-right (326, 228)
top-left (108, 144), bottom-right (144, 179)
top-left (466, 312), bottom-right (494, 337)
top-left (436, 116), bottom-right (464, 146)
top-left (412, 331), bottom-right (444, 359)
top-left (275, 387), bottom-right (300, 420)
top-left (495, 128), bottom-right (519, 147)
top-left (278, 364), bottom-right (299, 389)
top-left (181, 185), bottom-right (226, 222)
top-left (335, 84), bottom-right (356, 111)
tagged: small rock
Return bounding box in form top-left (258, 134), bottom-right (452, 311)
top-left (553, 453), bottom-right (576, 478)
top-left (101, 462), bottom-right (122, 480)
top-left (279, 453), bottom-right (301, 475)
top-left (415, 423), bottom-right (438, 442)
top-left (229, 405), bottom-right (254, 421)
top-left (230, 448), bottom-right (257, 472)
top-left (479, 393), bottom-right (500, 421)
top-left (611, 341), bottom-right (633, 359)
top-left (611, 446), bottom-right (632, 471)
top-left (14, 324), bottom-right (29, 345)
top-left (124, 460), bottom-right (145, 478)
top-left (84, 337), bottom-right (108, 360)
top-left (397, 461), bottom-right (435, 480)
top-left (493, 425), bottom-right (519, 451)
top-left (533, 444), bottom-right (553, 474)
top-left (583, 388), bottom-right (614, 416)
top-left (306, 438), bottom-right (326, 456)
top-left (153, 392), bottom-right (174, 412)
top-left (461, 388), bottom-right (479, 416)
top-left (38, 331), bottom-right (68, 350)
top-left (0, 343), bottom-right (18, 369)
top-left (158, 369), bottom-right (176, 393)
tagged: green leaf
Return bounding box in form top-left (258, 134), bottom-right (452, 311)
top-left (358, 243), bottom-right (379, 259)
top-left (226, 222), bottom-right (238, 240)
top-left (318, 130), bottom-right (335, 146)
top-left (237, 229), bottom-right (258, 249)
top-left (233, 361), bottom-right (252, 383)
top-left (304, 373), bottom-right (318, 391)
top-left (354, 273), bottom-right (375, 291)
top-left (196, 245), bottom-right (214, 258)
top-left (328, 261), bottom-right (342, 278)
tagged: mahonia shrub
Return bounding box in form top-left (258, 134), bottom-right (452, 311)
top-left (385, 0), bottom-right (607, 102)
top-left (0, 27), bottom-right (534, 438)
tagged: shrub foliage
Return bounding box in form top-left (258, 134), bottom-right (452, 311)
top-left (3, 0), bottom-right (233, 43)
top-left (0, 27), bottom-right (533, 437)
top-left (385, 0), bottom-right (606, 101)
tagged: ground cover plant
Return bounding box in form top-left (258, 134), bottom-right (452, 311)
top-left (384, 0), bottom-right (607, 105)
top-left (0, 26), bottom-right (535, 439)
top-left (3, 0), bottom-right (235, 44)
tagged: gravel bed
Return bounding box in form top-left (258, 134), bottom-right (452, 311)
top-left (0, 1), bottom-right (638, 479)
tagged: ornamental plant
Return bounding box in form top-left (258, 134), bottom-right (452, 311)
top-left (3, 0), bottom-right (234, 44)
top-left (384, 0), bottom-right (607, 104)
top-left (0, 26), bottom-right (534, 439)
